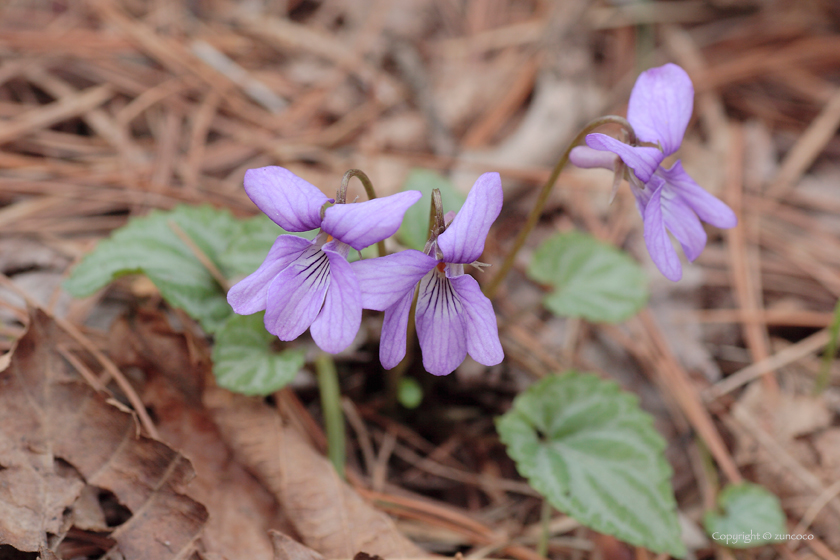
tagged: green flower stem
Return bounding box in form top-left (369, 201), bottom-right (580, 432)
top-left (315, 353), bottom-right (346, 478)
top-left (340, 169), bottom-right (386, 257)
top-left (815, 298), bottom-right (840, 395)
top-left (483, 116), bottom-right (636, 299)
top-left (538, 498), bottom-right (551, 558)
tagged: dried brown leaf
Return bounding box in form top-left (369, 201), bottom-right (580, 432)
top-left (38, 547), bottom-right (59, 560)
top-left (0, 434), bottom-right (84, 551)
top-left (110, 307), bottom-right (288, 560)
top-left (0, 308), bottom-right (207, 558)
top-left (70, 485), bottom-right (109, 532)
top-left (270, 530), bottom-right (325, 560)
top-left (204, 387), bottom-right (426, 559)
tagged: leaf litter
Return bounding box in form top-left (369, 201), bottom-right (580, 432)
top-left (0, 308), bottom-right (207, 558)
top-left (204, 386), bottom-right (426, 559)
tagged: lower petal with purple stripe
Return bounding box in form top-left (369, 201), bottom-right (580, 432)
top-left (415, 270), bottom-right (467, 376)
top-left (310, 243), bottom-right (362, 353)
top-left (264, 244), bottom-right (331, 340)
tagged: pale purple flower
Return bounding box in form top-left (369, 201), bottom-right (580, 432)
top-left (570, 63), bottom-right (737, 281)
top-left (227, 166), bottom-right (422, 354)
top-left (352, 173), bottom-right (504, 376)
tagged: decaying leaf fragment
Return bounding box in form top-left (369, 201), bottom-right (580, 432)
top-left (205, 387), bottom-right (425, 559)
top-left (0, 308), bottom-right (208, 558)
top-left (270, 530), bottom-right (325, 560)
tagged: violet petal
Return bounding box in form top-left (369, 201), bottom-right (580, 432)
top-left (569, 145), bottom-right (618, 170)
top-left (322, 191), bottom-right (423, 251)
top-left (379, 290), bottom-right (414, 370)
top-left (657, 161), bottom-right (738, 229)
top-left (643, 185), bottom-right (683, 281)
top-left (449, 274), bottom-right (503, 367)
top-left (585, 133), bottom-right (664, 183)
top-left (437, 172), bottom-right (503, 264)
top-left (227, 235), bottom-right (313, 315)
top-left (244, 166), bottom-right (330, 232)
top-left (660, 190), bottom-right (707, 262)
top-left (351, 249), bottom-right (437, 311)
top-left (627, 63), bottom-right (694, 156)
top-left (415, 271), bottom-right (467, 376)
top-left (264, 244), bottom-right (331, 339)
top-left (310, 242), bottom-right (362, 353)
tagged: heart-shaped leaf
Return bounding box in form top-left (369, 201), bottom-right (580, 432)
top-left (65, 205), bottom-right (241, 333)
top-left (527, 231), bottom-right (648, 323)
top-left (703, 483), bottom-right (786, 548)
top-left (496, 372), bottom-right (685, 557)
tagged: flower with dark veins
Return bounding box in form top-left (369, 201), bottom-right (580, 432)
top-left (352, 172), bottom-right (504, 375)
top-left (227, 166), bottom-right (422, 354)
top-left (570, 63), bottom-right (737, 281)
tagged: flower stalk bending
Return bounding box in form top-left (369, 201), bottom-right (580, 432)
top-left (339, 169), bottom-right (386, 258)
top-left (483, 116), bottom-right (636, 299)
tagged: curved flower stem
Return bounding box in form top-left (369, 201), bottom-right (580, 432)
top-left (339, 169), bottom-right (386, 257)
top-left (483, 116), bottom-right (637, 299)
top-left (315, 353), bottom-right (346, 479)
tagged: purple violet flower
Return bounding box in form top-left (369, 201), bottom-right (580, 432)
top-left (569, 63), bottom-right (737, 281)
top-left (352, 172), bottom-right (504, 376)
top-left (227, 166), bottom-right (422, 354)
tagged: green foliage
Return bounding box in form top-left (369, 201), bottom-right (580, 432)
top-left (704, 483), bottom-right (787, 548)
top-left (397, 169), bottom-right (465, 250)
top-left (64, 204), bottom-right (392, 395)
top-left (527, 231), bottom-right (648, 323)
top-left (496, 372), bottom-right (685, 557)
top-left (64, 205), bottom-right (241, 333)
top-left (64, 206), bottom-right (321, 333)
top-left (397, 377), bottom-right (423, 409)
top-left (212, 313), bottom-right (306, 396)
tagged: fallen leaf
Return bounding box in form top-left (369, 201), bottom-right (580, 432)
top-left (39, 547), bottom-right (59, 560)
top-left (204, 387), bottom-right (426, 558)
top-left (0, 432), bottom-right (84, 551)
top-left (146, 377), bottom-right (289, 560)
top-left (110, 306), bottom-right (292, 560)
top-left (270, 530), bottom-right (325, 560)
top-left (70, 485), bottom-right (109, 532)
top-left (0, 308), bottom-right (208, 558)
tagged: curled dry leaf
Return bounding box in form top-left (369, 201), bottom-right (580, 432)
top-left (205, 387), bottom-right (426, 559)
top-left (0, 308), bottom-right (208, 558)
top-left (106, 305), bottom-right (291, 560)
